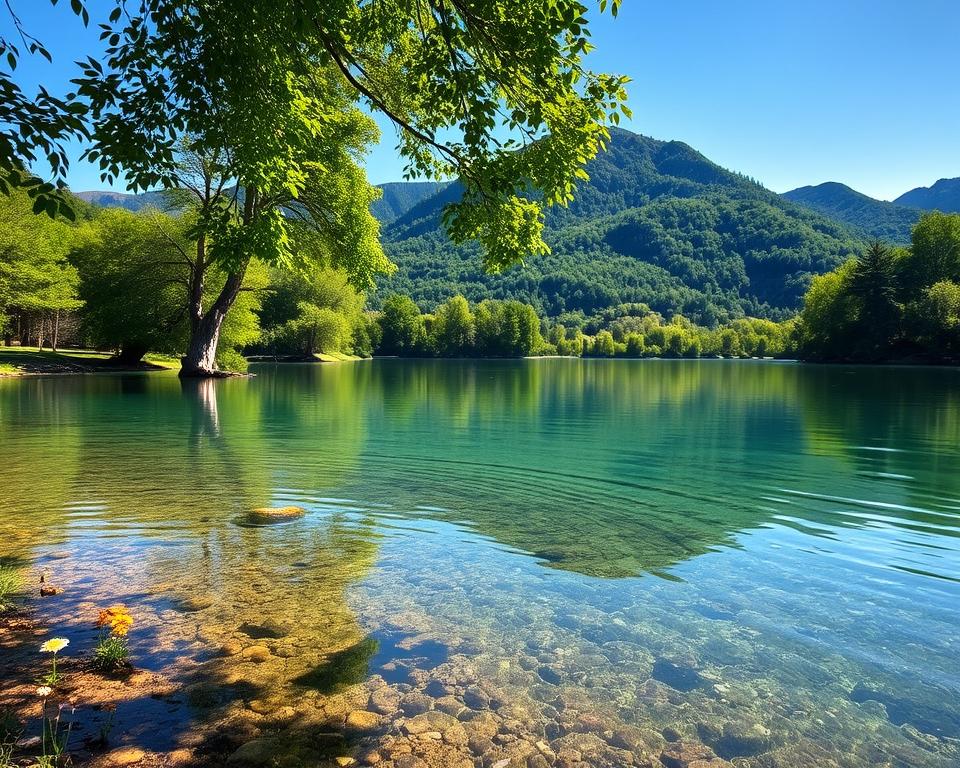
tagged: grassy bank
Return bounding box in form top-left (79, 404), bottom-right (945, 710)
top-left (0, 347), bottom-right (180, 376)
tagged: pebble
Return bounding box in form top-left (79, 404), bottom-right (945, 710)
top-left (369, 687), bottom-right (401, 715)
top-left (241, 645), bottom-right (271, 663)
top-left (346, 710), bottom-right (382, 730)
top-left (106, 747), bottom-right (146, 766)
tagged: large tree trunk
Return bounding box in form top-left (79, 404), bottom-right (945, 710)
top-left (179, 266), bottom-right (247, 378)
top-left (179, 187), bottom-right (258, 378)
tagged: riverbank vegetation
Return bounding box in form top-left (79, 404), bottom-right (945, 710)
top-left (797, 212), bottom-right (960, 363)
top-left (5, 181), bottom-right (960, 367)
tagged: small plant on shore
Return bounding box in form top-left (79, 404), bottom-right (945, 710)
top-left (96, 703), bottom-right (116, 746)
top-left (38, 639), bottom-right (69, 688)
top-left (36, 687), bottom-right (74, 767)
top-left (93, 606), bottom-right (134, 672)
top-left (0, 563), bottom-right (23, 612)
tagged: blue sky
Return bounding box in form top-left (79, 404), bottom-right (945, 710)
top-left (6, 0), bottom-right (960, 200)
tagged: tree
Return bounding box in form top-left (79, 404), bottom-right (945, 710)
top-left (902, 213), bottom-right (960, 297)
top-left (72, 207), bottom-right (192, 361)
top-left (72, 205), bottom-right (267, 365)
top-left (796, 260), bottom-right (858, 360)
top-left (430, 296), bottom-right (475, 357)
top-left (592, 330), bottom-right (616, 357)
top-left (848, 241), bottom-right (900, 356)
top-left (0, 189), bottom-right (82, 348)
top-left (259, 265), bottom-right (367, 356)
top-left (475, 300), bottom-right (542, 357)
top-left (66, 0), bottom-right (628, 376)
top-left (624, 332), bottom-right (645, 357)
top-left (909, 280), bottom-right (960, 356)
top-left (379, 295), bottom-right (426, 356)
top-left (0, 1), bottom-right (89, 217)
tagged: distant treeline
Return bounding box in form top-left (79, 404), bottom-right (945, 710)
top-left (374, 294), bottom-right (795, 359)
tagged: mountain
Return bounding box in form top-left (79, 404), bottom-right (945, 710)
top-left (79, 181), bottom-right (445, 224)
top-left (75, 190), bottom-right (172, 212)
top-left (895, 177), bottom-right (960, 213)
top-left (370, 181), bottom-right (447, 224)
top-left (377, 128), bottom-right (864, 323)
top-left (782, 182), bottom-right (920, 243)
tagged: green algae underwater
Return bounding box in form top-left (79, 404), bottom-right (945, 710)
top-left (1, 359), bottom-right (958, 767)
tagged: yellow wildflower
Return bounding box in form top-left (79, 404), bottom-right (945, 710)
top-left (40, 638), bottom-right (69, 653)
top-left (96, 605), bottom-right (134, 637)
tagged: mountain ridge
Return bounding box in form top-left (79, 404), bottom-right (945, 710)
top-left (894, 177), bottom-right (960, 213)
top-left (782, 181), bottom-right (921, 243)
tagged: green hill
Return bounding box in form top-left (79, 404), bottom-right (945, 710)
top-left (75, 189), bottom-right (171, 212)
top-left (895, 177), bottom-right (960, 213)
top-left (369, 181), bottom-right (447, 224)
top-left (782, 182), bottom-right (920, 244)
top-left (378, 129), bottom-right (865, 323)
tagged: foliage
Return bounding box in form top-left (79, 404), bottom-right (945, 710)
top-left (93, 637), bottom-right (130, 673)
top-left (257, 266), bottom-right (367, 357)
top-left (93, 605), bottom-right (133, 672)
top-left (430, 296), bottom-right (476, 357)
top-left (42, 0), bottom-right (629, 374)
top-left (0, 190), bottom-right (83, 345)
top-left (378, 295), bottom-right (427, 356)
top-left (74, 0), bottom-right (627, 271)
top-left (797, 213), bottom-right (960, 362)
top-left (376, 294), bottom-right (792, 361)
top-left (71, 204), bottom-right (267, 367)
top-left (0, 1), bottom-right (89, 217)
top-left (71, 207), bottom-right (192, 360)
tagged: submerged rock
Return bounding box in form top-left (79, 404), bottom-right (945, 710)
top-left (660, 741), bottom-right (720, 768)
top-left (227, 739), bottom-right (278, 767)
top-left (238, 619), bottom-right (290, 639)
top-left (106, 747), bottom-right (147, 766)
top-left (241, 645), bottom-right (272, 663)
top-left (345, 710), bottom-right (382, 730)
top-left (652, 659), bottom-right (704, 692)
top-left (369, 687), bottom-right (401, 715)
top-left (247, 506), bottom-right (306, 523)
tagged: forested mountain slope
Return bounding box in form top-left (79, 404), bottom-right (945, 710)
top-left (783, 182), bottom-right (920, 243)
top-left (377, 128), bottom-right (865, 323)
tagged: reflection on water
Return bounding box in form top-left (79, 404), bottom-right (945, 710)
top-left (1, 360), bottom-right (959, 767)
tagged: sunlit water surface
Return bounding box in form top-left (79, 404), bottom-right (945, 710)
top-left (2, 360), bottom-right (959, 767)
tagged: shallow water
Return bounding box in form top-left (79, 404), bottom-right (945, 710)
top-left (2, 360), bottom-right (959, 766)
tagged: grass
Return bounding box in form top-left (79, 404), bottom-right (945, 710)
top-left (0, 563), bottom-right (23, 611)
top-left (142, 353), bottom-right (181, 370)
top-left (0, 346), bottom-right (180, 375)
top-left (313, 351), bottom-right (363, 362)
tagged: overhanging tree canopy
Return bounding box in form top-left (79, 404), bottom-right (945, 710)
top-left (7, 0), bottom-right (629, 374)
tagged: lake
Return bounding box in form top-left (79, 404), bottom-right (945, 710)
top-left (1, 359), bottom-right (958, 767)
